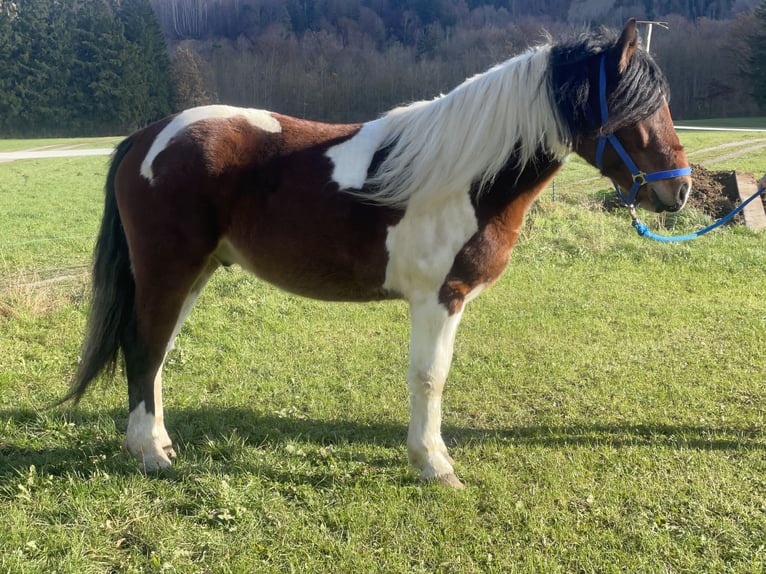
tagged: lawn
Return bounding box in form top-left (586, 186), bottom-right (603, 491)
top-left (1, 131), bottom-right (765, 573)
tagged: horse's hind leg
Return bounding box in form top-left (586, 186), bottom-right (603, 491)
top-left (407, 293), bottom-right (465, 488)
top-left (123, 258), bottom-right (218, 471)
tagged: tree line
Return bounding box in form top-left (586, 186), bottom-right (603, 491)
top-left (164, 0), bottom-right (766, 123)
top-left (2, 0), bottom-right (766, 137)
top-left (0, 0), bottom-right (172, 137)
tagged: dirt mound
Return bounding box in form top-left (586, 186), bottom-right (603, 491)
top-left (687, 164), bottom-right (741, 222)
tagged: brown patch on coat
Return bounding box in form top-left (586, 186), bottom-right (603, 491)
top-left (439, 154), bottom-right (564, 314)
top-left (118, 113), bottom-right (403, 305)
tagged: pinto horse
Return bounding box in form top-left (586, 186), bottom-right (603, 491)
top-left (64, 20), bottom-right (691, 487)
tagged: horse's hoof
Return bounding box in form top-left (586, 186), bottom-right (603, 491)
top-left (428, 473), bottom-right (466, 489)
top-left (123, 441), bottom-right (174, 472)
top-left (140, 453), bottom-right (173, 473)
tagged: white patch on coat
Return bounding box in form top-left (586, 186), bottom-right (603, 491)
top-left (383, 190), bottom-right (478, 298)
top-left (140, 105), bottom-right (282, 181)
top-left (125, 400), bottom-right (173, 470)
top-left (325, 119), bottom-right (386, 189)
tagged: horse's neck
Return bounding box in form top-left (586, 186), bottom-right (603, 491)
top-left (473, 151), bottom-right (566, 216)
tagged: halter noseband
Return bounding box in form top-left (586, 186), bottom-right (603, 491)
top-left (594, 54), bottom-right (691, 207)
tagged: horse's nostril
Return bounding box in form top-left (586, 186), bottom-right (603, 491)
top-left (678, 181), bottom-right (690, 204)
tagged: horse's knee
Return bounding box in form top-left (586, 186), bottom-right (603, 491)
top-left (407, 367), bottom-right (446, 395)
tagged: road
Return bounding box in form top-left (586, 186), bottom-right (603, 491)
top-left (0, 147), bottom-right (114, 163)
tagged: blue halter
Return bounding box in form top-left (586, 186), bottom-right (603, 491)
top-left (594, 54), bottom-right (692, 207)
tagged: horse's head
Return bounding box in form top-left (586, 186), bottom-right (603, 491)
top-left (562, 19), bottom-right (692, 213)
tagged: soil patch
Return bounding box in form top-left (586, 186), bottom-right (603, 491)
top-left (687, 164), bottom-right (741, 222)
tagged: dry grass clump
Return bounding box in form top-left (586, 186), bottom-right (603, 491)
top-left (0, 266), bottom-right (88, 318)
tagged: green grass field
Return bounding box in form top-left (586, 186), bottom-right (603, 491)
top-left (1, 130), bottom-right (765, 573)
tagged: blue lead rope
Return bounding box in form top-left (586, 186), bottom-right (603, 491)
top-left (631, 184), bottom-right (766, 242)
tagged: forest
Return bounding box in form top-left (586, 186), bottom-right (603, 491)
top-left (158, 0), bottom-right (766, 124)
top-left (0, 0), bottom-right (172, 136)
top-left (2, 0), bottom-right (766, 136)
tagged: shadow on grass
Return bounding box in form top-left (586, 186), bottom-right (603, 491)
top-left (1, 405), bottom-right (764, 486)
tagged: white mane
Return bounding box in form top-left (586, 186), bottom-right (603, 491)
top-left (358, 45), bottom-right (570, 208)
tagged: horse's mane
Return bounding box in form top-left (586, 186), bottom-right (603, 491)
top-left (359, 46), bottom-right (566, 208)
top-left (355, 26), bottom-right (669, 209)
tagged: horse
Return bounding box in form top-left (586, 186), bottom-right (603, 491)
top-left (63, 19), bottom-right (691, 488)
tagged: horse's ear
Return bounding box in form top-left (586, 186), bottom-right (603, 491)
top-left (617, 18), bottom-right (639, 73)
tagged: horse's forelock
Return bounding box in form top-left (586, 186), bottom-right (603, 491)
top-left (548, 28), bottom-right (669, 138)
top-left (607, 48), bottom-right (670, 131)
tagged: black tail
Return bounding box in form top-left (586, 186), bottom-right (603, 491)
top-left (61, 138), bottom-right (135, 405)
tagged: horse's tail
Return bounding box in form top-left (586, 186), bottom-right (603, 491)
top-left (60, 137), bottom-right (135, 405)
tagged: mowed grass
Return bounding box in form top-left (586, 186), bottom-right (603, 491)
top-left (1, 132), bottom-right (766, 573)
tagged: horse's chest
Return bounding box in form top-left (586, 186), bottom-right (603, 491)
top-left (383, 192), bottom-right (478, 297)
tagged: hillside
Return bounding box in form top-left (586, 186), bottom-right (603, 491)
top-left (152, 0), bottom-right (764, 122)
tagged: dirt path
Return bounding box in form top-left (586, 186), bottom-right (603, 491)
top-left (0, 148), bottom-right (114, 163)
top-left (687, 138), bottom-right (766, 167)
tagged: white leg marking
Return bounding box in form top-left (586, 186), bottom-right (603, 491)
top-left (325, 119), bottom-right (386, 189)
top-left (165, 274), bottom-right (210, 354)
top-left (140, 105), bottom-right (282, 180)
top-left (153, 356), bottom-right (174, 453)
top-left (125, 400), bottom-right (174, 471)
top-left (464, 283), bottom-right (487, 304)
top-left (125, 266), bottom-right (217, 470)
top-left (407, 293), bottom-right (464, 487)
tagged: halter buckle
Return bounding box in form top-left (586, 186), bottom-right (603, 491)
top-left (632, 172), bottom-right (647, 186)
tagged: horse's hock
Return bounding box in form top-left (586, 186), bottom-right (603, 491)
top-left (685, 165), bottom-right (766, 230)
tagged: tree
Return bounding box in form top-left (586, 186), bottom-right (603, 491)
top-left (0, 1), bottom-right (23, 132)
top-left (746, 1), bottom-right (766, 110)
top-left (171, 46), bottom-right (215, 110)
top-left (0, 0), bottom-right (173, 137)
top-left (69, 0), bottom-right (131, 134)
top-left (119, 0), bottom-right (174, 130)
top-left (2, 0), bottom-right (76, 135)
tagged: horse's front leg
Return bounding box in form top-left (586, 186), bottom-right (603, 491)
top-left (407, 293), bottom-right (465, 488)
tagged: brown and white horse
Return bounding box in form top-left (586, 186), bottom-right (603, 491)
top-left (65, 20), bottom-right (691, 487)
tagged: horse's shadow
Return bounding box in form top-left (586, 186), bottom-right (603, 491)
top-left (1, 406), bottom-right (763, 487)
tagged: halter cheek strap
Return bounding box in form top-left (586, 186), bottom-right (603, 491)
top-left (594, 54), bottom-right (691, 207)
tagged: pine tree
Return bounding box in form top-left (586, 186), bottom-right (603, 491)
top-left (0, 1), bottom-right (22, 134)
top-left (118, 0), bottom-right (174, 130)
top-left (747, 1), bottom-right (766, 110)
top-left (4, 0), bottom-right (75, 135)
top-left (69, 0), bottom-right (131, 135)
top-left (0, 0), bottom-right (173, 136)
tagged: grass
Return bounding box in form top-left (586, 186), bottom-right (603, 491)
top-left (675, 117), bottom-right (766, 130)
top-left (1, 131), bottom-right (766, 573)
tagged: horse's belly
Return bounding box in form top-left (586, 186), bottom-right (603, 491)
top-left (215, 236), bottom-right (396, 302)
